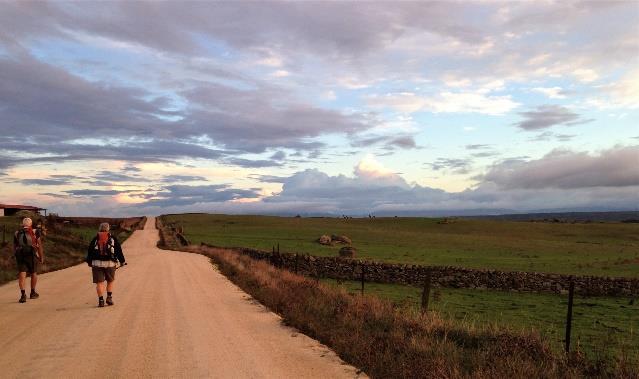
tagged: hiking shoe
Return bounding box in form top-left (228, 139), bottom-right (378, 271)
top-left (30, 290), bottom-right (39, 299)
top-left (98, 298), bottom-right (105, 308)
top-left (19, 293), bottom-right (27, 303)
top-left (106, 296), bottom-right (114, 306)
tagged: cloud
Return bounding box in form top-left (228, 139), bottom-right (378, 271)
top-left (471, 151), bottom-right (499, 158)
top-left (0, 138), bottom-right (228, 169)
top-left (0, 51), bottom-right (175, 142)
top-left (354, 154), bottom-right (407, 187)
top-left (428, 158), bottom-right (473, 175)
top-left (368, 91), bottom-right (519, 115)
top-left (482, 146), bottom-right (639, 189)
top-left (386, 136), bottom-right (417, 149)
top-left (93, 171), bottom-right (140, 182)
top-left (65, 189), bottom-right (130, 197)
top-left (0, 49), bottom-right (369, 170)
top-left (161, 175), bottom-right (207, 183)
top-left (514, 105), bottom-right (591, 130)
top-left (270, 151), bottom-right (287, 161)
top-left (588, 69), bottom-right (639, 109)
top-left (532, 87), bottom-right (566, 99)
top-left (31, 147), bottom-right (639, 217)
top-left (224, 157), bottom-right (283, 168)
top-left (529, 132), bottom-right (576, 142)
top-left (351, 134), bottom-right (418, 150)
top-left (146, 184), bottom-right (261, 207)
top-left (251, 174), bottom-right (289, 184)
top-left (258, 152), bottom-right (639, 215)
top-left (465, 144), bottom-right (492, 150)
top-left (20, 178), bottom-right (72, 186)
top-left (183, 84), bottom-right (369, 153)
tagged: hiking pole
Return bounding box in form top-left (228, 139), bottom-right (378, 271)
top-left (117, 262), bottom-right (128, 270)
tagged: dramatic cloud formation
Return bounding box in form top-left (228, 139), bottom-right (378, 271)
top-left (482, 146), bottom-right (639, 189)
top-left (1, 2), bottom-right (637, 215)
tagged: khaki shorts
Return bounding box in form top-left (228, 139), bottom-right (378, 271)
top-left (92, 267), bottom-right (116, 283)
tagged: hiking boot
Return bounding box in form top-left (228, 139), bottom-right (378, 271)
top-left (98, 298), bottom-right (105, 308)
top-left (106, 295), bottom-right (114, 306)
top-left (19, 293), bottom-right (27, 303)
top-left (30, 290), bottom-right (39, 299)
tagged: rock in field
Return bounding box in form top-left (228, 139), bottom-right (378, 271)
top-left (339, 246), bottom-right (357, 258)
top-left (318, 235), bottom-right (332, 245)
top-left (331, 234), bottom-right (352, 244)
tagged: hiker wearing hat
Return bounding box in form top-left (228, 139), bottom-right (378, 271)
top-left (13, 217), bottom-right (44, 303)
top-left (86, 222), bottom-right (125, 307)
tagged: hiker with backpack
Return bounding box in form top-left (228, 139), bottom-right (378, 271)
top-left (86, 222), bottom-right (126, 307)
top-left (13, 217), bottom-right (44, 303)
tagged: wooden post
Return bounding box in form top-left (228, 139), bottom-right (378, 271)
top-left (421, 270), bottom-right (432, 313)
top-left (271, 246), bottom-right (275, 267)
top-left (294, 253), bottom-right (299, 274)
top-left (565, 278), bottom-right (575, 353)
top-left (2, 225), bottom-right (5, 245)
top-left (360, 264), bottom-right (365, 296)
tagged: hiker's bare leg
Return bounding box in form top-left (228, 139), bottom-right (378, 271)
top-left (96, 281), bottom-right (105, 297)
top-left (30, 272), bottom-right (37, 290)
top-left (18, 272), bottom-right (26, 290)
top-left (106, 281), bottom-right (114, 293)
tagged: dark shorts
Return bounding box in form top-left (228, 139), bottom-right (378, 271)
top-left (15, 254), bottom-right (38, 275)
top-left (92, 267), bottom-right (116, 283)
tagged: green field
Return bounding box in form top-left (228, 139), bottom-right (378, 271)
top-left (323, 279), bottom-right (638, 361)
top-left (163, 213), bottom-right (639, 277)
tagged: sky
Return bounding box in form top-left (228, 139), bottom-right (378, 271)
top-left (0, 1), bottom-right (638, 217)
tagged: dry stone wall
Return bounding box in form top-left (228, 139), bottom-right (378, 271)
top-left (201, 244), bottom-right (639, 297)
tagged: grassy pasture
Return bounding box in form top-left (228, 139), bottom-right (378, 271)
top-left (323, 279), bottom-right (638, 361)
top-left (163, 213), bottom-right (639, 277)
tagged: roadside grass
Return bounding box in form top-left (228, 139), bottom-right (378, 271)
top-left (163, 213), bottom-right (639, 277)
top-left (0, 216), bottom-right (143, 286)
top-left (322, 279), bottom-right (639, 362)
top-left (196, 245), bottom-right (637, 378)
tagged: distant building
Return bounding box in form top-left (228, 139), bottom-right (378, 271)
top-left (0, 204), bottom-right (47, 217)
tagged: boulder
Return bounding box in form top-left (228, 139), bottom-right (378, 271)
top-left (331, 234), bottom-right (352, 244)
top-left (339, 246), bottom-right (357, 258)
top-left (318, 235), bottom-right (332, 245)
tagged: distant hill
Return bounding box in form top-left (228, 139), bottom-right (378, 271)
top-left (466, 211), bottom-right (639, 222)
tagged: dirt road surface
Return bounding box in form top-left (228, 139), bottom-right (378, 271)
top-left (0, 217), bottom-right (364, 378)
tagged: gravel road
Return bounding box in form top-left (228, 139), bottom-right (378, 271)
top-left (0, 217), bottom-right (364, 378)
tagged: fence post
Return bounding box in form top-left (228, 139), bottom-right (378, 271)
top-left (421, 270), bottom-right (432, 313)
top-left (2, 225), bottom-right (5, 245)
top-left (565, 277), bottom-right (575, 353)
top-left (294, 253), bottom-right (299, 274)
top-left (360, 264), bottom-right (365, 296)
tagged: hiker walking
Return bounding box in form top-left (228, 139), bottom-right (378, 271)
top-left (86, 222), bottom-right (125, 307)
top-left (13, 217), bottom-right (44, 303)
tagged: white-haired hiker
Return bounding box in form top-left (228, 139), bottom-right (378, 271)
top-left (13, 217), bottom-right (44, 303)
top-left (86, 223), bottom-right (125, 308)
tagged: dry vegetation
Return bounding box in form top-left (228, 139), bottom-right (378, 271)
top-left (193, 245), bottom-right (637, 378)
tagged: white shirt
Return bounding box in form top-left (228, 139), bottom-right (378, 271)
top-left (91, 260), bottom-right (117, 268)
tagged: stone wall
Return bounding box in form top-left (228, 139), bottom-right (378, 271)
top-left (200, 244), bottom-right (639, 297)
